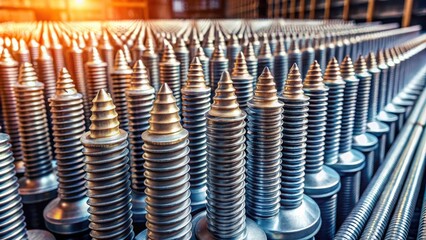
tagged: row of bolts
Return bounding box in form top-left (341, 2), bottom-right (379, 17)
top-left (0, 20), bottom-right (425, 240)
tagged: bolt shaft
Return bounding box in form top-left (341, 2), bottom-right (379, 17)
top-left (142, 84), bottom-right (192, 239)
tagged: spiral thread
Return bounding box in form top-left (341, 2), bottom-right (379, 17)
top-left (37, 45), bottom-right (56, 153)
top-left (353, 55), bottom-right (372, 136)
top-left (82, 89), bottom-right (134, 240)
top-left (257, 41), bottom-right (273, 78)
top-left (189, 36), bottom-right (201, 60)
top-left (122, 44), bottom-right (133, 66)
top-left (384, 49), bottom-right (396, 104)
top-left (227, 34), bottom-right (242, 72)
top-left (210, 45), bottom-right (229, 99)
top-left (142, 37), bottom-right (160, 91)
top-left (323, 58), bottom-right (345, 165)
top-left (174, 37), bottom-right (189, 86)
top-left (50, 68), bottom-right (86, 201)
top-left (418, 186), bottom-right (426, 239)
top-left (243, 42), bottom-right (258, 89)
top-left (0, 133), bottom-right (28, 239)
top-left (376, 50), bottom-right (389, 113)
top-left (142, 84), bottom-right (192, 240)
top-left (126, 60), bottom-right (154, 194)
top-left (18, 39), bottom-right (30, 64)
top-left (246, 67), bottom-right (283, 219)
top-left (85, 48), bottom-right (108, 107)
top-left (314, 38), bottom-right (326, 75)
top-left (195, 47), bottom-right (210, 86)
top-left (316, 195), bottom-right (338, 240)
top-left (160, 40), bottom-right (181, 111)
top-left (339, 56), bottom-right (359, 153)
top-left (50, 40), bottom-right (65, 80)
top-left (28, 39), bottom-right (39, 69)
top-left (111, 50), bottom-right (132, 131)
top-left (303, 61), bottom-right (327, 173)
top-left (206, 71), bottom-right (247, 238)
top-left (67, 40), bottom-right (90, 128)
top-left (274, 40), bottom-right (288, 94)
top-left (182, 57), bottom-right (210, 197)
top-left (301, 38), bottom-right (315, 79)
top-left (366, 52), bottom-right (381, 122)
top-left (231, 52), bottom-right (253, 110)
top-left (131, 35), bottom-right (145, 62)
top-left (288, 39), bottom-right (302, 76)
top-left (336, 172), bottom-right (361, 227)
top-left (279, 64), bottom-right (309, 209)
top-left (0, 49), bottom-right (23, 162)
top-left (16, 62), bottom-right (54, 179)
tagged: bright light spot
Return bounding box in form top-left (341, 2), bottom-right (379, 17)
top-left (75, 0), bottom-right (84, 4)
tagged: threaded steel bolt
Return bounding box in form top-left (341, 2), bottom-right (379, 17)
top-left (314, 37), bottom-right (326, 75)
top-left (131, 35), bottom-right (145, 63)
top-left (245, 67), bottom-right (286, 238)
top-left (257, 40), bottom-right (274, 78)
top-left (325, 33), bottom-right (336, 65)
top-left (82, 32), bottom-right (98, 65)
top-left (384, 48), bottom-right (406, 134)
top-left (136, 83), bottom-right (193, 240)
top-left (287, 40), bottom-right (302, 77)
top-left (43, 68), bottom-right (89, 235)
top-left (209, 45), bottom-right (228, 98)
top-left (125, 60), bottom-right (154, 231)
top-left (333, 56), bottom-right (365, 227)
top-left (160, 39), bottom-right (181, 111)
top-left (174, 37), bottom-right (189, 86)
top-left (202, 38), bottom-right (214, 59)
top-left (17, 39), bottom-right (30, 65)
top-left (301, 38), bottom-right (315, 79)
top-left (303, 61), bottom-right (341, 240)
top-left (37, 45), bottom-right (56, 154)
top-left (189, 35), bottom-right (201, 60)
top-left (111, 50), bottom-right (132, 131)
top-left (335, 36), bottom-right (345, 62)
top-left (28, 39), bottom-right (39, 70)
top-left (353, 55), bottom-right (379, 193)
top-left (181, 57), bottom-right (210, 214)
top-left (50, 39), bottom-right (65, 79)
top-left (227, 34), bottom-right (242, 71)
top-left (98, 31), bottom-right (115, 90)
top-left (85, 48), bottom-right (108, 106)
top-left (81, 89), bottom-right (134, 239)
top-left (195, 47), bottom-right (209, 87)
top-left (365, 52), bottom-right (390, 171)
top-left (384, 126), bottom-right (426, 239)
top-left (192, 71), bottom-right (266, 240)
top-left (244, 42), bottom-right (258, 89)
top-left (66, 39), bottom-right (91, 129)
top-left (122, 44), bottom-right (133, 66)
top-left (231, 52), bottom-right (253, 111)
top-left (323, 58), bottom-right (346, 165)
top-left (376, 50), bottom-right (398, 150)
top-left (273, 40), bottom-right (288, 94)
top-left (277, 64), bottom-right (321, 239)
top-left (0, 133), bottom-right (55, 240)
top-left (0, 49), bottom-right (24, 175)
top-left (142, 37), bottom-right (160, 92)
top-left (16, 62), bottom-right (57, 229)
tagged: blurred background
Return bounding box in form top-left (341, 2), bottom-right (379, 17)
top-left (0, 0), bottom-right (424, 28)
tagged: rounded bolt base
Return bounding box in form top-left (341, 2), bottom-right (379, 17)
top-left (43, 197), bottom-right (89, 235)
top-left (18, 172), bottom-right (58, 203)
top-left (192, 211), bottom-right (267, 240)
top-left (27, 229), bottom-right (56, 240)
top-left (253, 195), bottom-right (321, 240)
